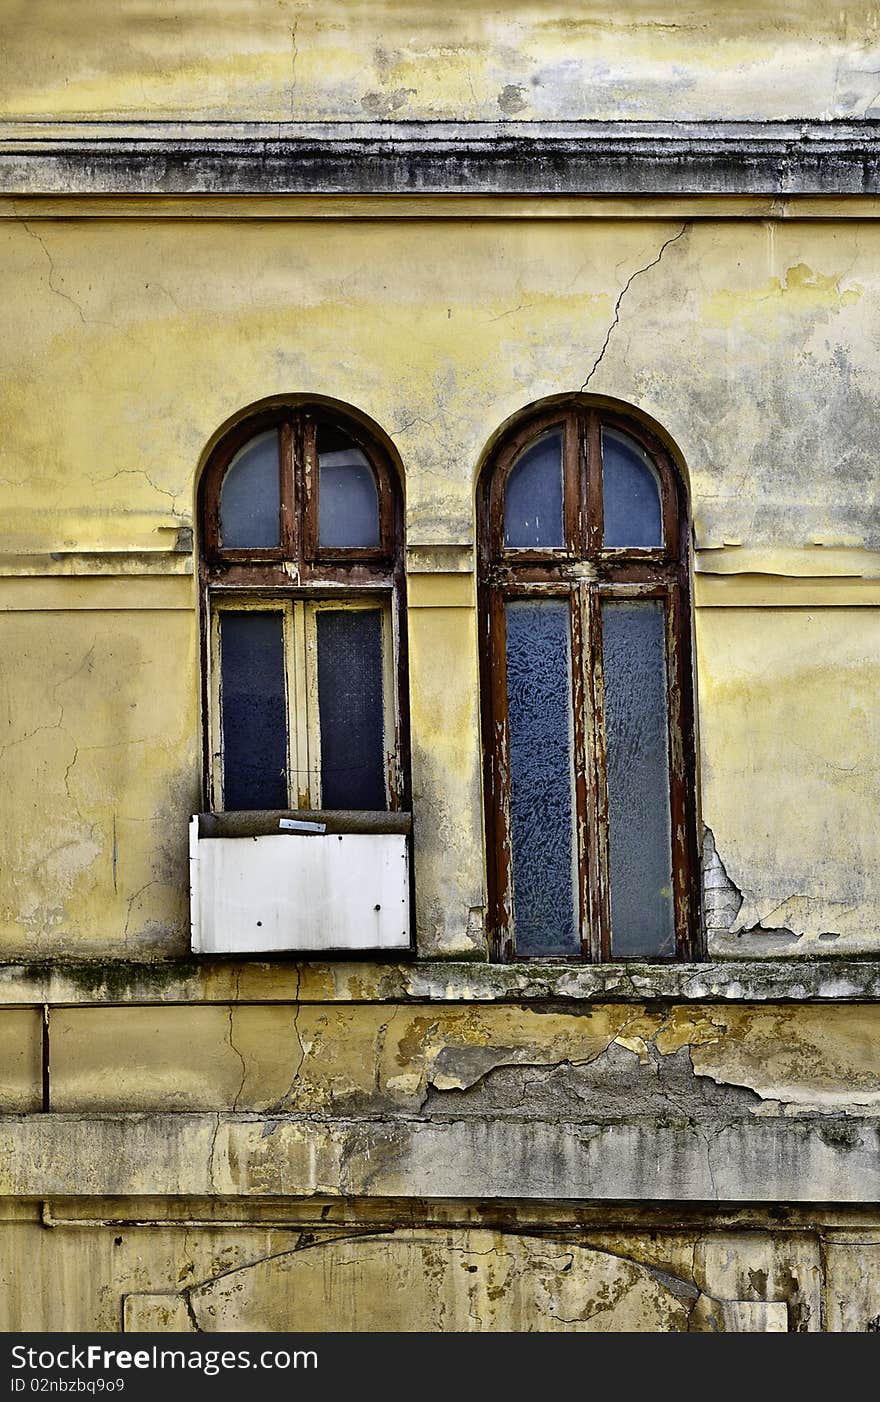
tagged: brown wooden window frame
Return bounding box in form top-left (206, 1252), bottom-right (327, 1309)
top-left (478, 398), bottom-right (702, 963)
top-left (198, 400), bottom-right (409, 816)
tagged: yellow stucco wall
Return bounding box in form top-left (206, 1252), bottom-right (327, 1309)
top-left (2, 208), bottom-right (880, 954)
top-left (4, 1), bottom-right (880, 1336)
top-left (1, 1), bottom-right (879, 123)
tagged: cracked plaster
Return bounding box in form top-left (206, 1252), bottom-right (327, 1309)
top-left (42, 999), bottom-right (880, 1119)
top-left (2, 4), bottom-right (880, 124)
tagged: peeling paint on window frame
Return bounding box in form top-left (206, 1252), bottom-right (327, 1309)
top-left (478, 397), bottom-right (703, 963)
top-left (197, 400), bottom-right (410, 819)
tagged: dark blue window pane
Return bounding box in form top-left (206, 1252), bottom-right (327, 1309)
top-left (601, 600), bottom-right (675, 957)
top-left (318, 426), bottom-right (380, 548)
top-left (505, 599), bottom-right (579, 955)
top-left (220, 612), bottom-right (288, 810)
top-left (220, 429), bottom-right (281, 549)
top-left (602, 427), bottom-right (663, 548)
top-left (503, 430), bottom-right (564, 549)
top-left (317, 610), bottom-right (386, 810)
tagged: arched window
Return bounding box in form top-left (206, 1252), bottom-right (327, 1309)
top-left (478, 400), bottom-right (701, 962)
top-left (198, 401), bottom-right (408, 817)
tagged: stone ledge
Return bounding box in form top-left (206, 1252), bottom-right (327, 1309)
top-left (4, 120), bottom-right (880, 196)
top-left (1, 1112), bottom-right (877, 1204)
top-left (0, 957), bottom-right (878, 1006)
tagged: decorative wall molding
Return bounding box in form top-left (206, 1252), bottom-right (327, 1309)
top-left (3, 120), bottom-right (880, 196)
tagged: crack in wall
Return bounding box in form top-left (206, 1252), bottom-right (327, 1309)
top-left (228, 972), bottom-right (247, 1113)
top-left (206, 1112), bottom-right (222, 1196)
top-left (13, 210), bottom-right (123, 332)
top-left (580, 224), bottom-right (688, 391)
top-left (270, 967), bottom-right (305, 1112)
top-left (86, 467), bottom-right (183, 515)
top-left (122, 879), bottom-right (162, 943)
top-left (287, 10), bottom-right (299, 120)
top-left (16, 216), bottom-right (88, 326)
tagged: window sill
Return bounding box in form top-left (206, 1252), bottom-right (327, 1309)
top-left (1, 956), bottom-right (880, 1006)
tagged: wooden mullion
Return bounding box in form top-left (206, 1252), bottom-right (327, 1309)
top-left (658, 445), bottom-right (680, 560)
top-left (570, 583), bottom-right (593, 960)
top-left (279, 418), bottom-right (296, 563)
top-left (563, 415), bottom-right (581, 555)
top-left (301, 601), bottom-right (323, 810)
top-left (377, 455), bottom-right (395, 559)
top-left (299, 415), bottom-right (316, 566)
top-left (206, 600), bottom-right (223, 812)
top-left (198, 562), bottom-right (214, 811)
top-left (668, 569), bottom-right (703, 958)
top-left (585, 408), bottom-right (603, 557)
top-left (588, 586), bottom-right (612, 960)
top-left (484, 588), bottom-right (514, 960)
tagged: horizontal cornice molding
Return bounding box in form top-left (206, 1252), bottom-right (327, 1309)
top-left (2, 1112), bottom-right (878, 1203)
top-left (4, 119), bottom-right (880, 196)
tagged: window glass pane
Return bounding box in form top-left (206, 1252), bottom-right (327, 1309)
top-left (505, 599), bottom-right (579, 955)
top-left (316, 610), bottom-right (386, 809)
top-left (220, 611), bottom-right (288, 810)
top-left (601, 600), bottom-right (675, 957)
top-left (602, 427), bottom-right (663, 548)
top-left (503, 430), bottom-right (564, 549)
top-left (318, 425), bottom-right (380, 548)
top-left (219, 429), bottom-right (281, 549)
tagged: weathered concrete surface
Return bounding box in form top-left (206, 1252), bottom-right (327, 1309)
top-left (9, 122), bottom-right (880, 197)
top-left (0, 1008), bottom-right (42, 1111)
top-left (0, 1216), bottom-right (305, 1332)
top-left (46, 1001), bottom-right (880, 1116)
top-left (186, 1230), bottom-right (694, 1332)
top-left (581, 1225), bottom-right (821, 1331)
top-left (0, 1112), bottom-right (877, 1202)
top-left (692, 1230), bottom-right (822, 1332)
top-left (0, 957), bottom-right (878, 1007)
top-left (0, 1213), bottom-right (848, 1332)
top-left (2, 3), bottom-right (879, 124)
top-left (824, 1234), bottom-right (880, 1330)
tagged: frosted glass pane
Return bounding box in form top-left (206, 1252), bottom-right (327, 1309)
top-left (220, 611), bottom-right (288, 810)
top-left (602, 427), bottom-right (663, 548)
top-left (316, 610), bottom-right (386, 810)
top-left (505, 599), bottom-right (579, 955)
top-left (220, 429), bottom-right (281, 548)
top-left (601, 600), bottom-right (674, 957)
top-left (318, 426), bottom-right (380, 547)
top-left (503, 431), bottom-right (564, 548)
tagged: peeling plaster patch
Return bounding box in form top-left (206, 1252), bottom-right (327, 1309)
top-left (613, 1033), bottom-right (651, 1063)
top-left (702, 263), bottom-right (863, 331)
top-left (701, 825), bottom-right (743, 935)
top-left (497, 83), bottom-right (527, 115)
top-left (702, 825), bottom-right (847, 956)
top-left (423, 1041), bottom-right (766, 1123)
top-left (360, 87), bottom-right (414, 117)
top-left (688, 1006), bottom-right (880, 1112)
top-left (431, 1044), bottom-right (523, 1091)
